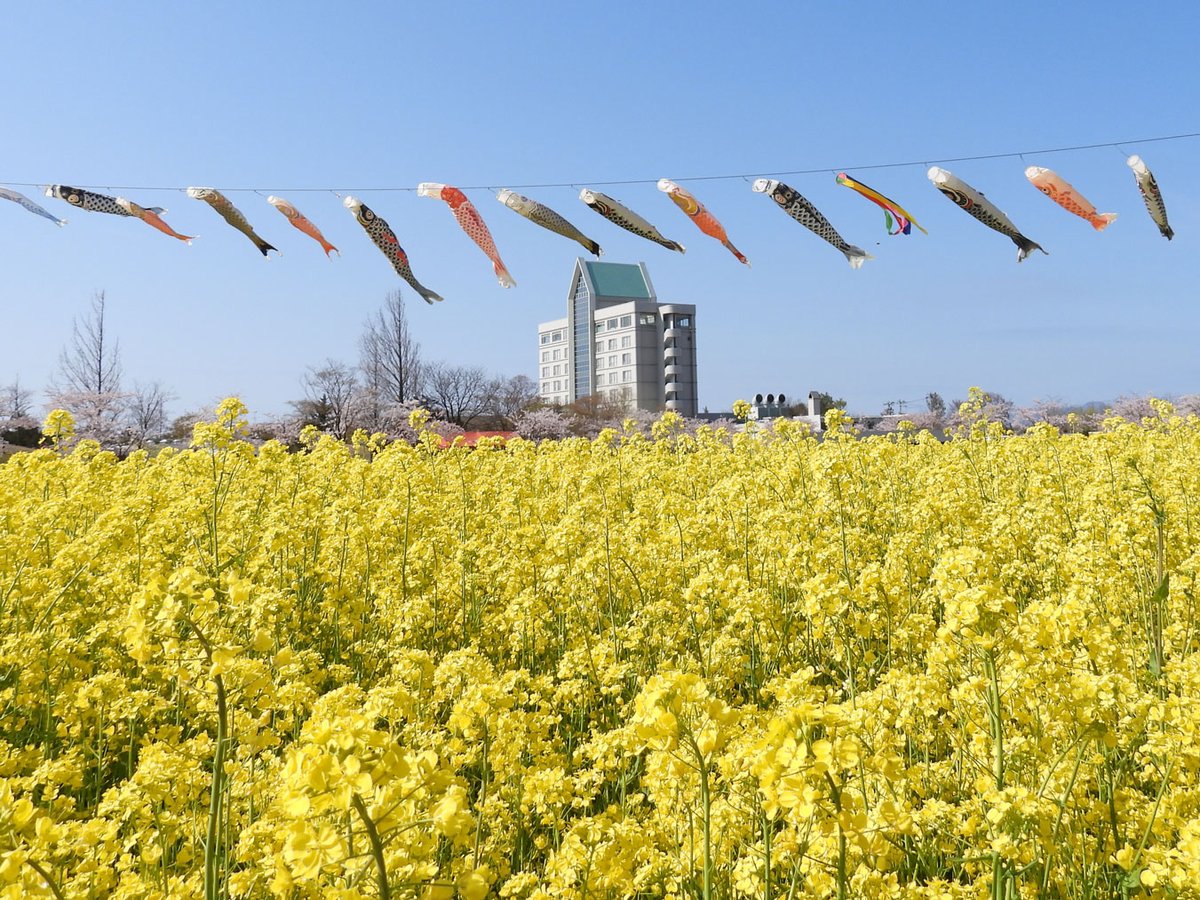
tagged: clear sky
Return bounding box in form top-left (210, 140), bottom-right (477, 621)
top-left (2, 1), bottom-right (1198, 420)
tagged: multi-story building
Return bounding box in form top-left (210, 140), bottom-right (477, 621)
top-left (536, 259), bottom-right (697, 415)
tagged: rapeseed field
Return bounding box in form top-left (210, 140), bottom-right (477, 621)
top-left (2, 396), bottom-right (1199, 898)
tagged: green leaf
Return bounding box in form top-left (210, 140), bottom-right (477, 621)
top-left (1120, 866), bottom-right (1144, 890)
top-left (1152, 574), bottom-right (1169, 605)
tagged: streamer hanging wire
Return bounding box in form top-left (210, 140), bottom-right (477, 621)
top-left (2, 131), bottom-right (1198, 194)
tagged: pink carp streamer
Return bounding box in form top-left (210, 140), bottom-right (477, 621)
top-left (418, 183), bottom-right (515, 287)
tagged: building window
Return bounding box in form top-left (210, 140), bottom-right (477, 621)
top-left (553, 380), bottom-right (562, 391)
top-left (621, 352), bottom-right (631, 365)
top-left (639, 313), bottom-right (656, 325)
top-left (608, 355), bottom-right (617, 368)
top-left (553, 364), bottom-right (561, 376)
top-left (607, 338), bottom-right (616, 351)
top-left (542, 381), bottom-right (551, 392)
top-left (621, 335), bottom-right (631, 348)
top-left (552, 348), bottom-right (561, 361)
top-left (619, 315), bottom-right (632, 328)
top-left (541, 366), bottom-right (550, 378)
top-left (594, 341), bottom-right (603, 355)
top-left (677, 315), bottom-right (692, 327)
top-left (541, 350), bottom-right (549, 362)
top-left (596, 357), bottom-right (604, 370)
top-left (552, 330), bottom-right (563, 342)
top-left (606, 318), bottom-right (618, 331)
top-left (595, 322), bottom-right (604, 333)
top-left (622, 370), bottom-right (632, 383)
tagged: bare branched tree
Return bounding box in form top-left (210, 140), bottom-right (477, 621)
top-left (421, 362), bottom-right (493, 427)
top-left (1, 378), bottom-right (35, 420)
top-left (51, 291), bottom-right (129, 444)
top-left (293, 359), bottom-right (361, 440)
top-left (126, 381), bottom-right (175, 446)
top-left (359, 291), bottom-right (423, 429)
top-left (58, 291), bottom-right (123, 396)
top-left (485, 374), bottom-right (540, 426)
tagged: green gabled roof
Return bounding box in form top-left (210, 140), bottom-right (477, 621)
top-left (585, 262), bottom-right (652, 300)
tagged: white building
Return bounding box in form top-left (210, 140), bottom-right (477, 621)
top-left (537, 260), bottom-right (697, 415)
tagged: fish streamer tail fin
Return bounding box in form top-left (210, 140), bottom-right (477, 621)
top-left (494, 262), bottom-right (517, 289)
top-left (1091, 213), bottom-right (1118, 232)
top-left (1161, 224), bottom-right (1175, 241)
top-left (665, 240), bottom-right (686, 254)
top-left (256, 239), bottom-right (279, 257)
top-left (844, 246), bottom-right (873, 269)
top-left (722, 240), bottom-right (750, 266)
top-left (1014, 236), bottom-right (1047, 262)
top-left (586, 239), bottom-right (603, 257)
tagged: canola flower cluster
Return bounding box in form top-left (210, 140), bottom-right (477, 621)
top-left (3, 393), bottom-right (1200, 898)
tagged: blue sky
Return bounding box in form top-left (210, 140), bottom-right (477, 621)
top-left (2, 1), bottom-right (1197, 419)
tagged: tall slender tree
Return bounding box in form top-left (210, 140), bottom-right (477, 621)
top-left (359, 290), bottom-right (423, 417)
top-left (51, 291), bottom-right (128, 444)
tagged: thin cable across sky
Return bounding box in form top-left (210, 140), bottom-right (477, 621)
top-left (3, 131), bottom-right (1197, 194)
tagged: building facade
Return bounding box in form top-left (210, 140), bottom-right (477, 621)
top-left (537, 260), bottom-right (697, 415)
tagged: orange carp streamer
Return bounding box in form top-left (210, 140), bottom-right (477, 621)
top-left (268, 196), bottom-right (338, 256)
top-left (657, 179), bottom-right (749, 265)
top-left (1025, 167), bottom-right (1117, 231)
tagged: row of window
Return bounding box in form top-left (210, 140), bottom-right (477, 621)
top-left (546, 313), bottom-right (685, 348)
top-left (540, 372), bottom-right (636, 395)
top-left (596, 353), bottom-right (632, 369)
top-left (594, 335), bottom-right (632, 353)
top-left (545, 346), bottom-right (687, 368)
top-left (593, 312), bottom-right (657, 334)
top-left (541, 364), bottom-right (564, 378)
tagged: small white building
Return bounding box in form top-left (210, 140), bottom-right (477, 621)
top-left (537, 259), bottom-right (698, 415)
top-left (747, 390), bottom-right (826, 432)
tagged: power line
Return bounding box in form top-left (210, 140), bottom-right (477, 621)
top-left (2, 131), bottom-right (1197, 195)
